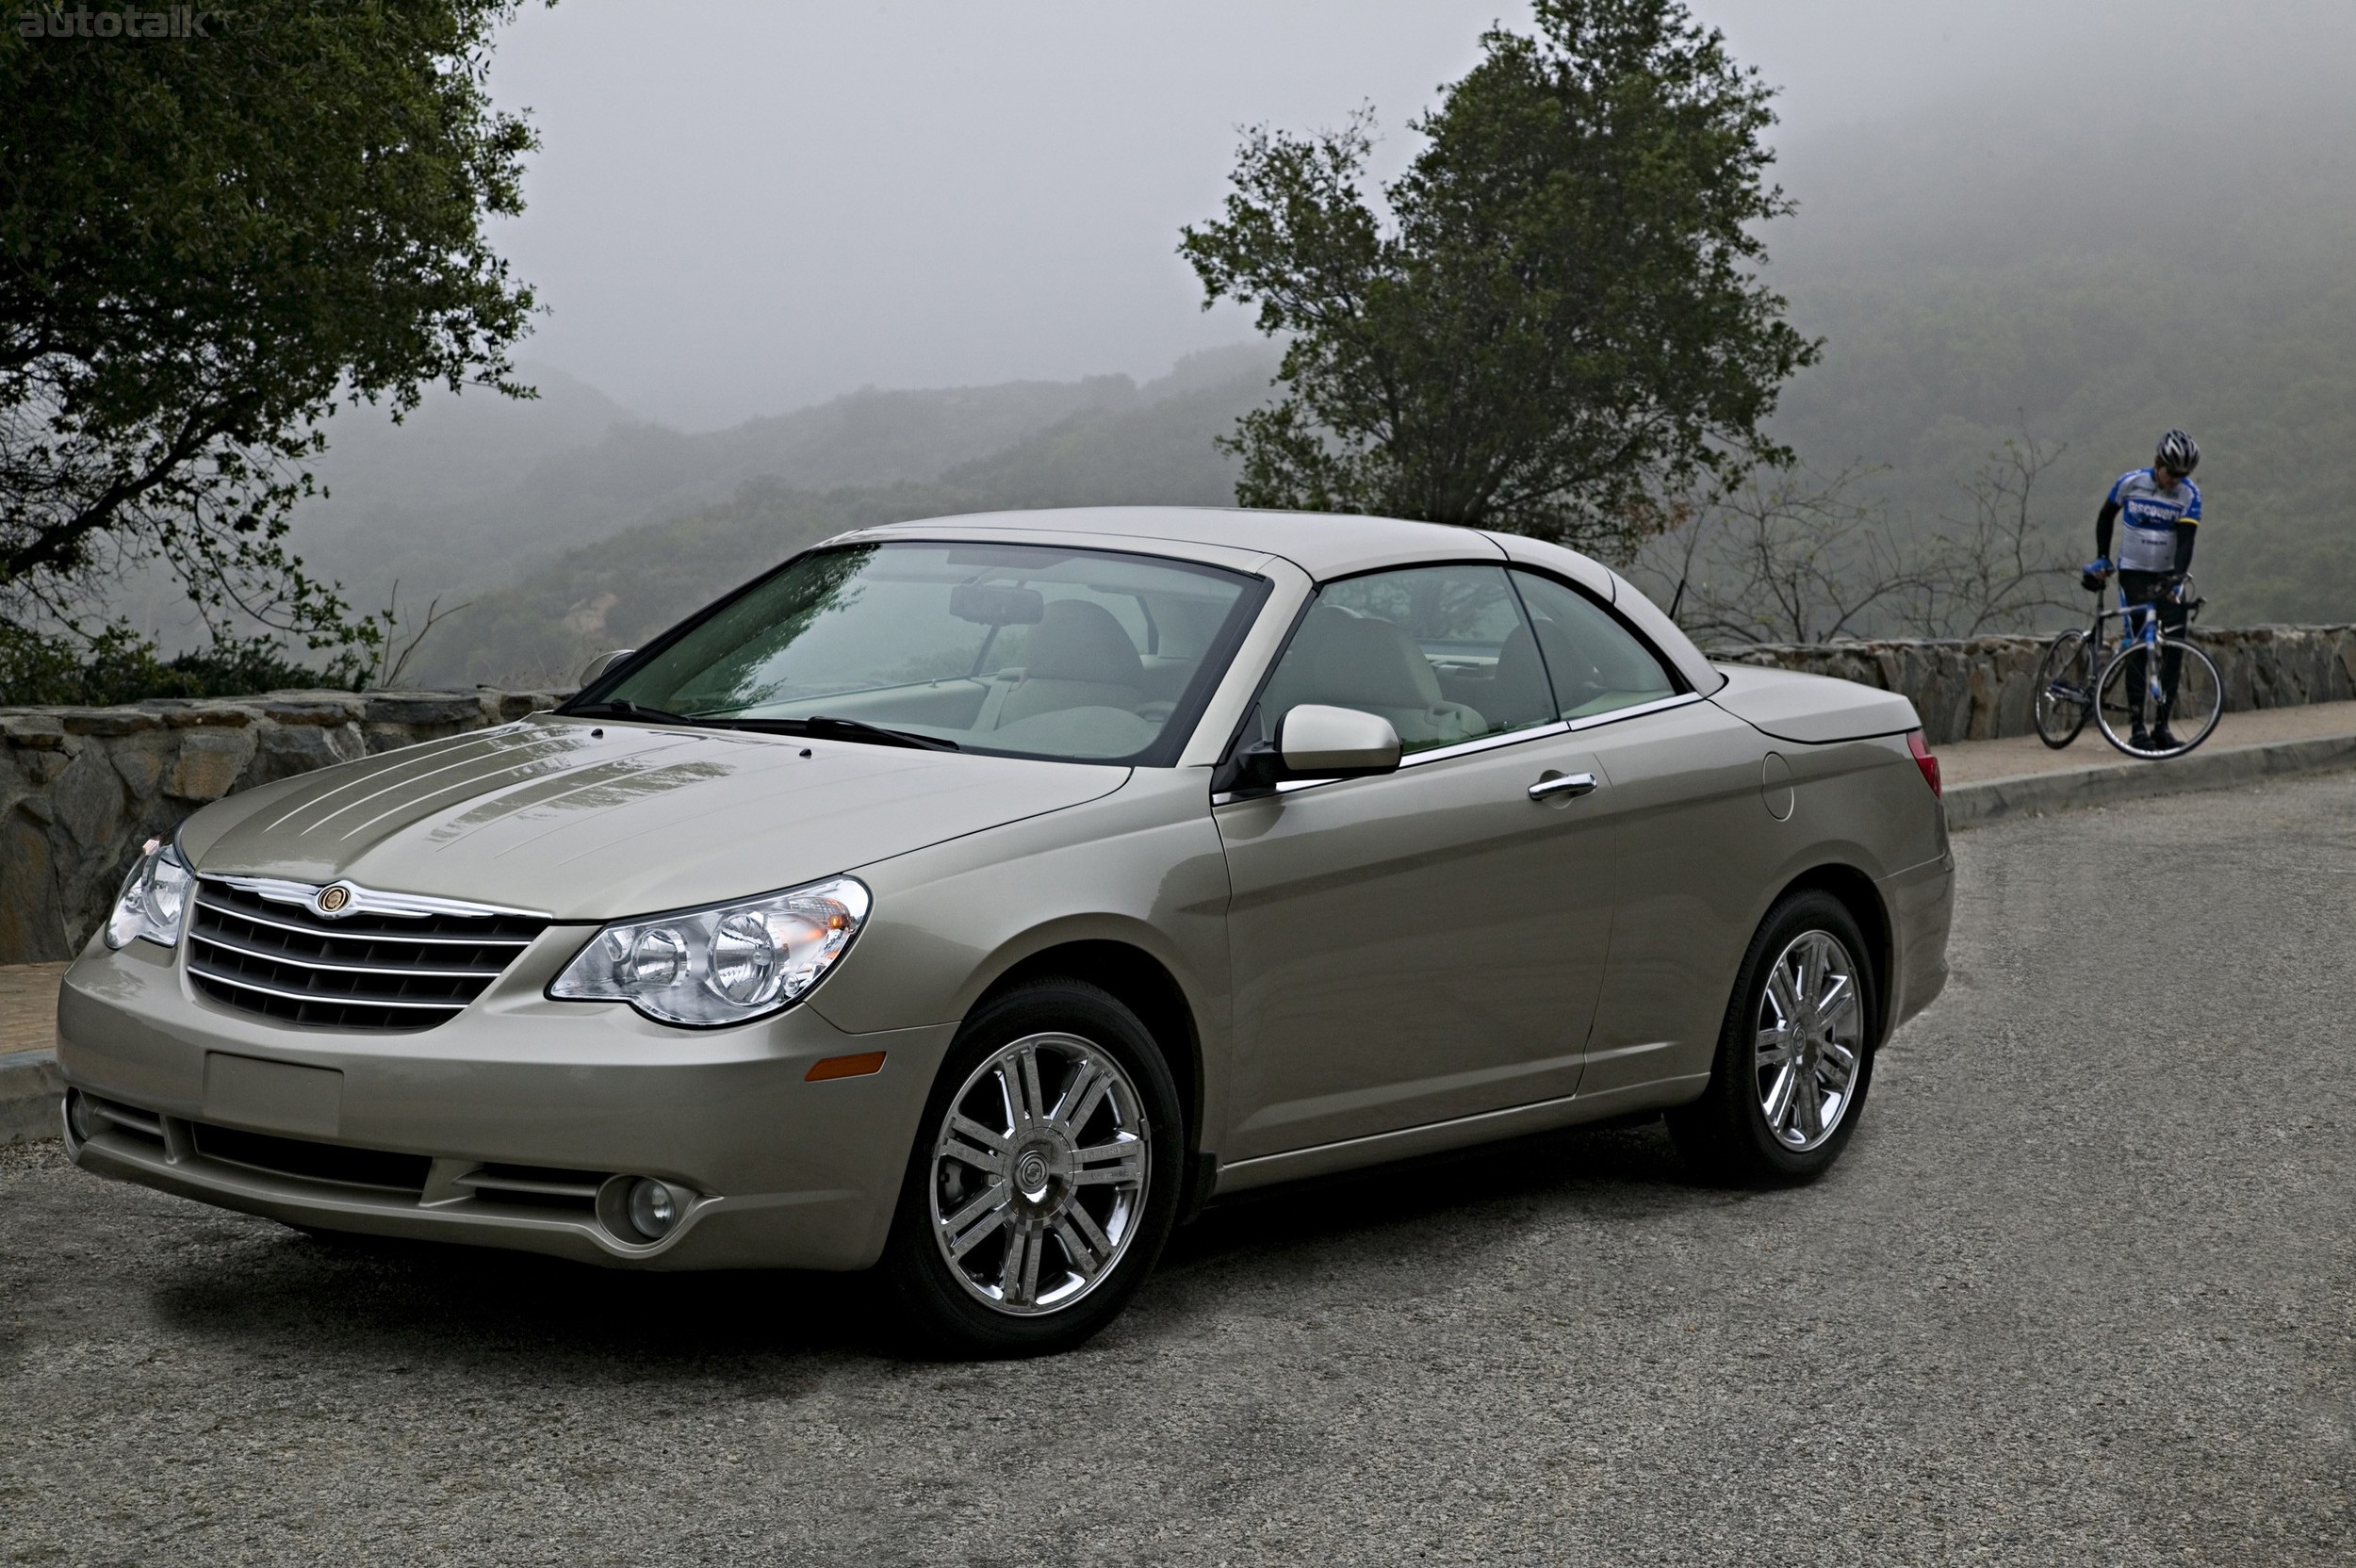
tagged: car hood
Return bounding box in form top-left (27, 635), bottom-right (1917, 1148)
top-left (181, 716), bottom-right (1130, 919)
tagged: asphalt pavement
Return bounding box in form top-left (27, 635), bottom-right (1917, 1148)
top-left (2, 772), bottom-right (2349, 1565)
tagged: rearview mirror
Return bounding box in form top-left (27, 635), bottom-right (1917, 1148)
top-left (949, 583), bottom-right (1045, 627)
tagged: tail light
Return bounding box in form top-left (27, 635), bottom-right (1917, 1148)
top-left (1906, 730), bottom-right (1941, 798)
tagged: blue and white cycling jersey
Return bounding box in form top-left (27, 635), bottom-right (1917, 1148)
top-left (2107, 467), bottom-right (2202, 573)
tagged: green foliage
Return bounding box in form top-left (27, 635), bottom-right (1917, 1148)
top-left (1180, 0), bottom-right (1816, 556)
top-left (0, 623), bottom-right (334, 706)
top-left (0, 0), bottom-right (540, 688)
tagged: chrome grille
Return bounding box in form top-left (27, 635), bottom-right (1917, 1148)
top-left (188, 877), bottom-right (547, 1032)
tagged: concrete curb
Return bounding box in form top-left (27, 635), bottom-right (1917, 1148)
top-left (1, 1049), bottom-right (63, 1147)
top-left (1946, 732), bottom-right (2356, 828)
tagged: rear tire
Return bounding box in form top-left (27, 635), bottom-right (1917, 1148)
top-left (1666, 890), bottom-right (1879, 1185)
top-left (2032, 630), bottom-right (2094, 748)
top-left (876, 980), bottom-right (1181, 1357)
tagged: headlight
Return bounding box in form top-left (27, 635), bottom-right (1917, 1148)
top-left (548, 876), bottom-right (870, 1027)
top-left (105, 838), bottom-right (195, 950)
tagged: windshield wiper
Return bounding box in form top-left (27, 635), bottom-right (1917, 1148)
top-left (564, 701), bottom-right (958, 751)
top-left (697, 714), bottom-right (960, 752)
top-left (563, 699), bottom-right (701, 726)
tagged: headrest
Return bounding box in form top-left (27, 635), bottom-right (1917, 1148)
top-left (1295, 609), bottom-right (1442, 709)
top-left (1021, 597), bottom-right (1145, 685)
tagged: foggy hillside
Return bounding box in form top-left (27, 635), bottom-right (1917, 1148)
top-left (287, 365), bottom-right (1162, 619)
top-left (285, 26), bottom-right (2356, 685)
top-left (1765, 72), bottom-right (2356, 624)
top-left (403, 346), bottom-right (1279, 685)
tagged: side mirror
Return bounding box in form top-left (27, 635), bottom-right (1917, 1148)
top-left (578, 648), bottom-right (637, 687)
top-left (1230, 704), bottom-right (1402, 793)
top-left (1279, 704), bottom-right (1402, 776)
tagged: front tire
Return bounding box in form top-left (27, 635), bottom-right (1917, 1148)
top-left (876, 980), bottom-right (1182, 1356)
top-left (2094, 636), bottom-right (2222, 759)
top-left (1666, 890), bottom-right (1878, 1185)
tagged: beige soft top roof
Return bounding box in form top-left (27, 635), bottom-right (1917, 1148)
top-left (834, 505), bottom-right (1720, 694)
top-left (843, 505), bottom-right (1485, 580)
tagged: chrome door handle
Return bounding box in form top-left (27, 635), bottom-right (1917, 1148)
top-left (1528, 772), bottom-right (1597, 801)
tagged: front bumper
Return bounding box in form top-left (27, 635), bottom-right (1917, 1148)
top-left (57, 930), bottom-right (953, 1271)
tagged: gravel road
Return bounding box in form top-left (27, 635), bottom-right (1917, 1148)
top-left (4, 772), bottom-right (2349, 1566)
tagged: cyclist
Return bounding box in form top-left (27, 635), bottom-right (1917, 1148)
top-left (2084, 429), bottom-right (2201, 749)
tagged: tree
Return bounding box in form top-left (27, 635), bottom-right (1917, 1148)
top-left (1180, 0), bottom-right (1816, 557)
top-left (1636, 435), bottom-right (2079, 645)
top-left (0, 0), bottom-right (540, 690)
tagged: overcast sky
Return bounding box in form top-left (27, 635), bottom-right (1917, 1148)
top-left (481, 0), bottom-right (2347, 430)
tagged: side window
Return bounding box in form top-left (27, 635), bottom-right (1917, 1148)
top-left (1259, 564), bottom-right (1558, 755)
top-left (1508, 570), bottom-right (1678, 721)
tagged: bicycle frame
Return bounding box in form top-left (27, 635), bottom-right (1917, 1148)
top-left (2119, 580), bottom-right (2203, 703)
top-left (2080, 578), bottom-right (2201, 675)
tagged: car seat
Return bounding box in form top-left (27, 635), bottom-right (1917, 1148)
top-left (1263, 607), bottom-right (1488, 747)
top-left (991, 598), bottom-right (1148, 727)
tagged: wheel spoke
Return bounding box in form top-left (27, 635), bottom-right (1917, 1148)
top-left (1055, 1060), bottom-right (1107, 1135)
top-left (998, 1221), bottom-right (1033, 1304)
top-left (1763, 967), bottom-right (1801, 1031)
top-left (945, 1194), bottom-right (1009, 1260)
top-left (1818, 1038), bottom-right (1858, 1088)
top-left (1064, 1196), bottom-right (1114, 1260)
top-left (1797, 940), bottom-right (1827, 1015)
top-left (1756, 1028), bottom-right (1792, 1068)
top-left (1761, 1061), bottom-right (1798, 1128)
top-left (1815, 970), bottom-right (1852, 1021)
top-left (1071, 1135), bottom-right (1144, 1187)
top-left (1054, 1217), bottom-right (1103, 1280)
top-left (1792, 1070), bottom-right (1824, 1142)
top-left (1014, 1044), bottom-right (1047, 1125)
top-left (947, 1112), bottom-right (1010, 1152)
top-left (941, 1135), bottom-right (999, 1173)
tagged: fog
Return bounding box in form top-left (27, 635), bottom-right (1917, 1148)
top-left (226, 0), bottom-right (2353, 680)
top-left (482, 0), bottom-right (2355, 431)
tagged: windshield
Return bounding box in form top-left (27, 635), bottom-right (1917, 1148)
top-left (589, 541), bottom-right (1268, 763)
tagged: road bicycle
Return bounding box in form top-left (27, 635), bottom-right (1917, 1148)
top-left (2032, 576), bottom-right (2222, 760)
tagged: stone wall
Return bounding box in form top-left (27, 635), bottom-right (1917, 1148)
top-left (4, 623), bottom-right (2353, 962)
top-left (1713, 624), bottom-right (2356, 746)
top-left (0, 690), bottom-right (562, 964)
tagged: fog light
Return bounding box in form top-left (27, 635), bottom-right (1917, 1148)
top-left (626, 1177), bottom-right (679, 1240)
top-left (64, 1088), bottom-right (97, 1143)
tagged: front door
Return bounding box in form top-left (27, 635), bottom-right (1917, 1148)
top-left (1214, 562), bottom-right (1621, 1161)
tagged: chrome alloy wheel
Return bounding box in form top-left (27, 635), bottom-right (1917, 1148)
top-left (1754, 930), bottom-right (1865, 1152)
top-left (928, 1031), bottom-right (1150, 1316)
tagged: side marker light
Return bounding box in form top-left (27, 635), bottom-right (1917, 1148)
top-left (805, 1052), bottom-right (887, 1082)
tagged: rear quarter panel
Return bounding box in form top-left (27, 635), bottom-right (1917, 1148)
top-left (1775, 732), bottom-right (1951, 1036)
top-left (1585, 717), bottom-right (1949, 1097)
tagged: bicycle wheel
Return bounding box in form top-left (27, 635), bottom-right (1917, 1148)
top-left (2031, 630), bottom-right (2095, 748)
top-left (2095, 637), bottom-right (2222, 759)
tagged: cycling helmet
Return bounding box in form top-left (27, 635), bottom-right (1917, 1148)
top-left (2155, 429), bottom-right (2200, 474)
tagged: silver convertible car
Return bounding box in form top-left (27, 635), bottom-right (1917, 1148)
top-left (60, 507), bottom-right (1952, 1353)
